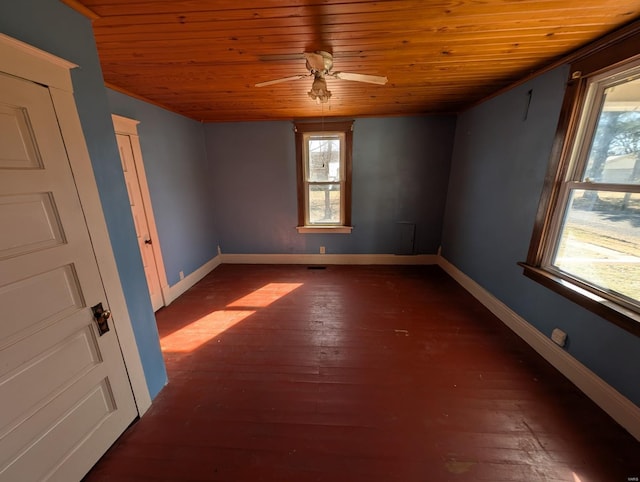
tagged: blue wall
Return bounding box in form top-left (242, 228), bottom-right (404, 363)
top-left (205, 116), bottom-right (456, 255)
top-left (0, 0), bottom-right (167, 399)
top-left (107, 90), bottom-right (219, 286)
top-left (206, 121), bottom-right (299, 254)
top-left (441, 65), bottom-right (640, 405)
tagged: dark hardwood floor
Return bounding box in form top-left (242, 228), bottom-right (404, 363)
top-left (84, 264), bottom-right (639, 482)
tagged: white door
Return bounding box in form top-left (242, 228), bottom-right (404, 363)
top-left (115, 133), bottom-right (164, 311)
top-left (0, 73), bottom-right (137, 480)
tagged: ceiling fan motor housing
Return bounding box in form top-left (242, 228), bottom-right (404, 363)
top-left (305, 51), bottom-right (333, 74)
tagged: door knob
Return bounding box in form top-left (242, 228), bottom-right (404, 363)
top-left (144, 238), bottom-right (152, 245)
top-left (91, 302), bottom-right (111, 336)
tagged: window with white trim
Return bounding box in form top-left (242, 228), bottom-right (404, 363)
top-left (523, 30), bottom-right (640, 336)
top-left (294, 121), bottom-right (353, 233)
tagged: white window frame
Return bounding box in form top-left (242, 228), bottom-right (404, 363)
top-left (302, 132), bottom-right (346, 226)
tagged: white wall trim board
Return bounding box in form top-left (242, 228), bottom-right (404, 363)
top-left (164, 255), bottom-right (223, 305)
top-left (112, 114), bottom-right (168, 311)
top-left (0, 34), bottom-right (152, 415)
top-left (111, 114), bottom-right (140, 134)
top-left (162, 253), bottom-right (438, 305)
top-left (220, 253), bottom-right (439, 265)
top-left (52, 88), bottom-right (153, 414)
top-left (163, 253), bottom-right (435, 305)
top-left (0, 34), bottom-right (76, 91)
top-left (438, 256), bottom-right (640, 441)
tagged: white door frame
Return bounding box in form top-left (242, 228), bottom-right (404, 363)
top-left (0, 33), bottom-right (152, 414)
top-left (112, 115), bottom-right (168, 310)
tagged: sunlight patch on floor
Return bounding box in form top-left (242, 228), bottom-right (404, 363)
top-left (160, 309), bottom-right (255, 352)
top-left (227, 282), bottom-right (303, 308)
top-left (160, 282), bottom-right (303, 352)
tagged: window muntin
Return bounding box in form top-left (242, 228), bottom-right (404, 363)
top-left (303, 133), bottom-right (345, 225)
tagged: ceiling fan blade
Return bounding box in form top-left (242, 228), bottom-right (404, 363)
top-left (332, 71), bottom-right (388, 85)
top-left (255, 74), bottom-right (307, 87)
top-left (303, 52), bottom-right (328, 72)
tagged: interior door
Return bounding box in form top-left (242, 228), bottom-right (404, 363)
top-left (0, 73), bottom-right (137, 480)
top-left (115, 133), bottom-right (164, 311)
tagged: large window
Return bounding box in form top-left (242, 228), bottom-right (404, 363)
top-left (523, 30), bottom-right (640, 335)
top-left (294, 121), bottom-right (353, 233)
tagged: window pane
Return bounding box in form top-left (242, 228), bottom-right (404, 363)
top-left (307, 137), bottom-right (341, 182)
top-left (553, 189), bottom-right (640, 304)
top-left (308, 184), bottom-right (341, 224)
top-left (584, 76), bottom-right (640, 184)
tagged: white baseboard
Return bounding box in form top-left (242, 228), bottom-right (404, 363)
top-left (163, 254), bottom-right (222, 305)
top-left (220, 253), bottom-right (439, 265)
top-left (162, 253), bottom-right (435, 306)
top-left (438, 256), bottom-right (640, 441)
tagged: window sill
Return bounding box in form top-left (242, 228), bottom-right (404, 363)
top-left (296, 226), bottom-right (353, 234)
top-left (519, 262), bottom-right (640, 337)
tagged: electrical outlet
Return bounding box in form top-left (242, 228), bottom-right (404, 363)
top-left (319, 246), bottom-right (326, 254)
top-left (551, 328), bottom-right (567, 347)
top-left (179, 270), bottom-right (184, 280)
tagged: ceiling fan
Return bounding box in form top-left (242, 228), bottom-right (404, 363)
top-left (255, 51), bottom-right (388, 104)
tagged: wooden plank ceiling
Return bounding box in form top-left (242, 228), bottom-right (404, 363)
top-left (66, 0), bottom-right (640, 122)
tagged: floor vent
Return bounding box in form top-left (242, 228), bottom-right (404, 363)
top-left (307, 266), bottom-right (327, 270)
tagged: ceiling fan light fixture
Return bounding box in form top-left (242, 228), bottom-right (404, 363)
top-left (308, 77), bottom-right (331, 103)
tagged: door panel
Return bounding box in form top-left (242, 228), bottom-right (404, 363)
top-left (0, 193), bottom-right (65, 258)
top-left (0, 378), bottom-right (116, 482)
top-left (0, 264), bottom-right (82, 349)
top-left (0, 103), bottom-right (43, 169)
top-left (0, 73), bottom-right (137, 480)
top-left (0, 324), bottom-right (100, 434)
